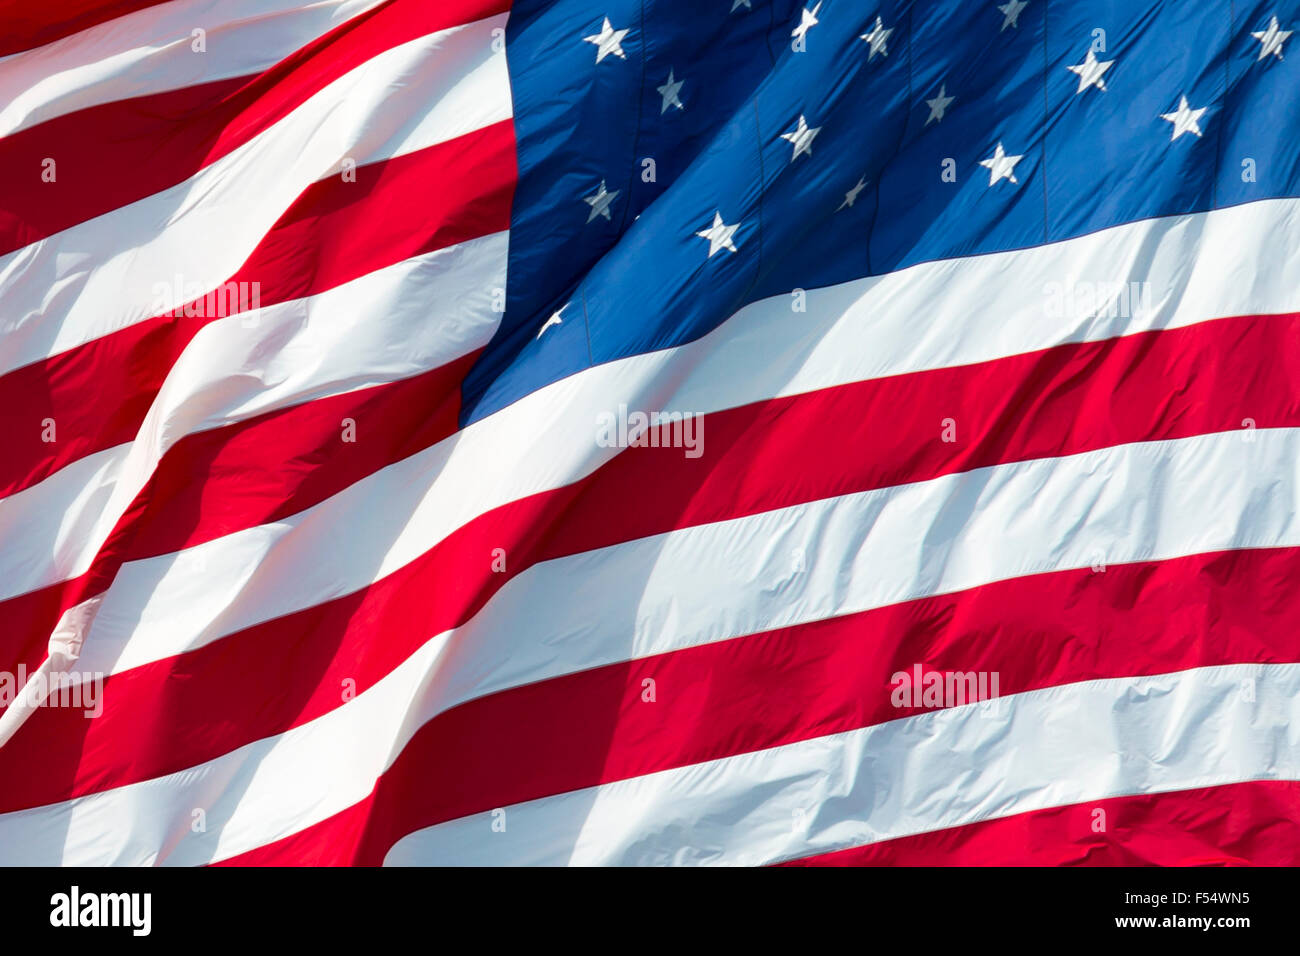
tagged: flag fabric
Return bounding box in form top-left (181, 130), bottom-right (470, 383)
top-left (1, 0), bottom-right (1299, 866)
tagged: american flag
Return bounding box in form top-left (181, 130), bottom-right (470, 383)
top-left (0, 0), bottom-right (1298, 866)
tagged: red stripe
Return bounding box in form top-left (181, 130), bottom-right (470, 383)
top-left (0, 0), bottom-right (509, 255)
top-left (0, 577), bottom-right (80, 701)
top-left (776, 781), bottom-right (1300, 865)
top-left (115, 350), bottom-right (478, 560)
top-left (0, 119), bottom-right (515, 499)
top-left (0, 77), bottom-right (249, 253)
top-left (0, 310), bottom-right (1295, 812)
top-left (218, 546), bottom-right (1300, 865)
top-left (0, 0), bottom-right (172, 58)
top-left (225, 121), bottom-right (514, 309)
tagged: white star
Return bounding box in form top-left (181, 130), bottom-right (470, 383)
top-left (583, 16), bottom-right (629, 63)
top-left (583, 179), bottom-right (620, 222)
top-left (780, 114), bottom-right (822, 162)
top-left (838, 176), bottom-right (868, 210)
top-left (537, 306), bottom-right (565, 339)
top-left (1160, 94), bottom-right (1207, 141)
top-left (998, 0), bottom-right (1028, 31)
top-left (792, 2), bottom-right (822, 42)
top-left (1066, 48), bottom-right (1114, 93)
top-left (860, 16), bottom-right (893, 59)
top-left (979, 141), bottom-right (1024, 185)
top-left (1252, 15), bottom-right (1292, 60)
top-left (696, 211), bottom-right (740, 257)
top-left (924, 84), bottom-right (955, 124)
top-left (657, 69), bottom-right (685, 114)
top-left (731, 0), bottom-right (751, 10)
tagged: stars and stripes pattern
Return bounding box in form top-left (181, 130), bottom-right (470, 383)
top-left (0, 0), bottom-right (1298, 866)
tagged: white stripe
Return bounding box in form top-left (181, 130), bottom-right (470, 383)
top-left (368, 425), bottom-right (1300, 727)
top-left (0, 447), bottom-right (121, 600)
top-left (0, 232), bottom-right (506, 604)
top-left (386, 662), bottom-right (1300, 866)
top-left (0, 625), bottom-right (446, 865)
top-left (72, 197), bottom-right (1300, 677)
top-left (694, 197), bottom-right (1300, 408)
top-left (0, 12), bottom-right (510, 375)
top-left (2, 424), bottom-right (1296, 863)
top-left (105, 423), bottom-right (1300, 728)
top-left (0, 0), bottom-right (386, 137)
